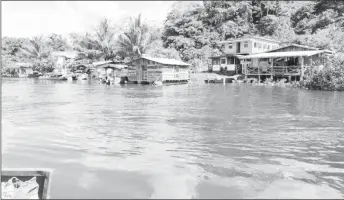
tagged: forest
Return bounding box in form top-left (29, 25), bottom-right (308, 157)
top-left (2, 0), bottom-right (344, 73)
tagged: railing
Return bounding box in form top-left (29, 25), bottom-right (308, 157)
top-left (245, 66), bottom-right (301, 75)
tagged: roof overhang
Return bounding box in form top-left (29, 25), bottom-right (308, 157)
top-left (239, 50), bottom-right (332, 59)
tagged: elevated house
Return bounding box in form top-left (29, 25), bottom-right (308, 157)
top-left (209, 36), bottom-right (281, 75)
top-left (239, 43), bottom-right (334, 81)
top-left (126, 55), bottom-right (191, 84)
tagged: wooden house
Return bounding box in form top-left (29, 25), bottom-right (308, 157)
top-left (126, 55), bottom-right (191, 84)
top-left (239, 43), bottom-right (334, 81)
top-left (209, 36), bottom-right (281, 75)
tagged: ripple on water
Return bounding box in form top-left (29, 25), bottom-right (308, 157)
top-left (2, 79), bottom-right (344, 198)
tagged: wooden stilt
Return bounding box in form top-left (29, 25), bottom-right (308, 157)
top-left (300, 56), bottom-right (304, 80)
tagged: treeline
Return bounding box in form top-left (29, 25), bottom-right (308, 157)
top-left (1, 15), bottom-right (180, 72)
top-left (2, 1), bottom-right (344, 73)
top-left (162, 0), bottom-right (344, 71)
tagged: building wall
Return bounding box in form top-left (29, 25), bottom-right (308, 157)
top-left (127, 58), bottom-right (190, 82)
top-left (251, 39), bottom-right (279, 54)
top-left (223, 39), bottom-right (280, 55)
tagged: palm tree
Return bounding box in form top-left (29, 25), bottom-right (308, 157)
top-left (70, 18), bottom-right (117, 61)
top-left (116, 14), bottom-right (157, 59)
top-left (19, 36), bottom-right (54, 72)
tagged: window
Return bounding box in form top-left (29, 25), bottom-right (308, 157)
top-left (227, 43), bottom-right (233, 49)
top-left (267, 45), bottom-right (270, 49)
top-left (221, 58), bottom-right (226, 64)
top-left (257, 43), bottom-right (262, 48)
top-left (244, 42), bottom-right (248, 48)
top-left (228, 57), bottom-right (235, 64)
top-left (254, 42), bottom-right (257, 48)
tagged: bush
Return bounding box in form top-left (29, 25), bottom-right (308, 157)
top-left (304, 55), bottom-right (344, 91)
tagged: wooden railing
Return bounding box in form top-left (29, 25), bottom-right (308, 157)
top-left (245, 66), bottom-right (301, 75)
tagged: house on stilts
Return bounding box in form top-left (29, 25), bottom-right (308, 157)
top-left (209, 36), bottom-right (281, 76)
top-left (239, 44), bottom-right (334, 82)
top-left (208, 35), bottom-right (334, 82)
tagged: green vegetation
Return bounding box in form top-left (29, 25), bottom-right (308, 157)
top-left (303, 55), bottom-right (344, 91)
top-left (2, 1), bottom-right (344, 90)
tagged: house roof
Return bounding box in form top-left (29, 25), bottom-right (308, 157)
top-left (218, 36), bottom-right (281, 44)
top-left (137, 55), bottom-right (191, 66)
top-left (51, 51), bottom-right (79, 59)
top-left (93, 60), bottom-right (123, 67)
top-left (239, 50), bottom-right (332, 59)
top-left (263, 43), bottom-right (320, 53)
top-left (6, 62), bottom-right (34, 69)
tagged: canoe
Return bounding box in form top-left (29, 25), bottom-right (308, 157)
top-left (2, 168), bottom-right (53, 199)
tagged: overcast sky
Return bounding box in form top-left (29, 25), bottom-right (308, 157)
top-left (2, 1), bottom-right (176, 38)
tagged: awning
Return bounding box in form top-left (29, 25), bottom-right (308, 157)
top-left (239, 50), bottom-right (331, 59)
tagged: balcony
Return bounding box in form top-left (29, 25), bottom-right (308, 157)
top-left (245, 65), bottom-right (301, 75)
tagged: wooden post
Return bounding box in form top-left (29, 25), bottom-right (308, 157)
top-left (223, 77), bottom-right (226, 85)
top-left (258, 58), bottom-right (261, 83)
top-left (234, 56), bottom-right (237, 74)
top-left (300, 56), bottom-right (304, 80)
top-left (271, 58), bottom-right (273, 79)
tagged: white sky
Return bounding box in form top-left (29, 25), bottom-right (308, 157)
top-left (1, 1), bottom-right (176, 38)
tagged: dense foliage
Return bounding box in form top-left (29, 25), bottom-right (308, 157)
top-left (303, 55), bottom-right (344, 91)
top-left (1, 15), bottom-right (178, 72)
top-left (1, 1), bottom-right (344, 90)
top-left (162, 0), bottom-right (344, 71)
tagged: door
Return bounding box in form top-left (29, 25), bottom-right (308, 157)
top-left (236, 42), bottom-right (241, 53)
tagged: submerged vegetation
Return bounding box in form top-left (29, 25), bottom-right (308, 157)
top-left (1, 0), bottom-right (344, 90)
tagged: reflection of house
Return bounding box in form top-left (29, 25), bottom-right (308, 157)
top-left (209, 36), bottom-right (281, 75)
top-left (93, 60), bottom-right (127, 79)
top-left (239, 43), bottom-right (334, 81)
top-left (126, 55), bottom-right (190, 84)
top-left (51, 51), bottom-right (79, 74)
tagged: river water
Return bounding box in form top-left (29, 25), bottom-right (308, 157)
top-left (2, 77), bottom-right (344, 199)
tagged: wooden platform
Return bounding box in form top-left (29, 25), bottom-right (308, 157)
top-left (2, 168), bottom-right (53, 199)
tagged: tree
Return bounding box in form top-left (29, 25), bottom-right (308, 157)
top-left (115, 14), bottom-right (156, 59)
top-left (70, 18), bottom-right (117, 61)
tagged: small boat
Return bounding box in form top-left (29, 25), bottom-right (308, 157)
top-left (2, 168), bottom-right (53, 199)
top-left (153, 81), bottom-right (163, 86)
top-left (39, 74), bottom-right (67, 80)
top-left (77, 74), bottom-right (88, 80)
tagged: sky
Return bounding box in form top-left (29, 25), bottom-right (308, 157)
top-left (1, 1), bottom-right (176, 38)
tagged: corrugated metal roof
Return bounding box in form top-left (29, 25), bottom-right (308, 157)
top-left (141, 55), bottom-right (190, 66)
top-left (240, 50), bottom-right (331, 59)
top-left (93, 60), bottom-right (123, 66)
top-left (263, 43), bottom-right (320, 53)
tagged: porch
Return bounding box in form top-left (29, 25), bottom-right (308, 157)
top-left (240, 50), bottom-right (332, 80)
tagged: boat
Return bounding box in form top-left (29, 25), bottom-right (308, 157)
top-left (153, 81), bottom-right (163, 86)
top-left (39, 73), bottom-right (67, 80)
top-left (77, 73), bottom-right (88, 80)
top-left (2, 168), bottom-right (53, 199)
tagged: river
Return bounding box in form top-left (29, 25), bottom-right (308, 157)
top-left (2, 77), bottom-right (344, 198)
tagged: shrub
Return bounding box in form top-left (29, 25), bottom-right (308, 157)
top-left (304, 55), bottom-right (344, 91)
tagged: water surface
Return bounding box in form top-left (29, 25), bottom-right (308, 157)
top-left (2, 77), bottom-right (344, 198)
